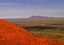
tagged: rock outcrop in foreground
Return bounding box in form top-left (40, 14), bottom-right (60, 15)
top-left (0, 19), bottom-right (64, 45)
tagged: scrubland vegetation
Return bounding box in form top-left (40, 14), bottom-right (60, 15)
top-left (5, 18), bottom-right (64, 42)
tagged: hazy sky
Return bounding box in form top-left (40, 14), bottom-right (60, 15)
top-left (0, 0), bottom-right (64, 18)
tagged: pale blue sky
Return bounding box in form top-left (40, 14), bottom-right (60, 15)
top-left (0, 0), bottom-right (64, 18)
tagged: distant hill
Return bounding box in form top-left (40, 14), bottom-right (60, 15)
top-left (29, 15), bottom-right (49, 19)
top-left (3, 16), bottom-right (64, 23)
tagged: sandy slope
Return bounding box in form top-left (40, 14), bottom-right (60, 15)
top-left (0, 19), bottom-right (64, 45)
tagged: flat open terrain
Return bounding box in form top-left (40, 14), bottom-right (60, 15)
top-left (4, 18), bottom-right (64, 42)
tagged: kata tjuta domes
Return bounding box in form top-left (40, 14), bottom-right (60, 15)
top-left (0, 19), bottom-right (64, 45)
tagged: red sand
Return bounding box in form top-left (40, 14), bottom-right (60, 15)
top-left (0, 19), bottom-right (64, 45)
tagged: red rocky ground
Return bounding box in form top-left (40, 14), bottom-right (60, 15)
top-left (0, 19), bottom-right (64, 45)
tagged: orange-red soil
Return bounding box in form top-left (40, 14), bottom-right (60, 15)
top-left (0, 19), bottom-right (64, 45)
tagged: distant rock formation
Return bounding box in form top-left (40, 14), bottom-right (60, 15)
top-left (29, 15), bottom-right (49, 19)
